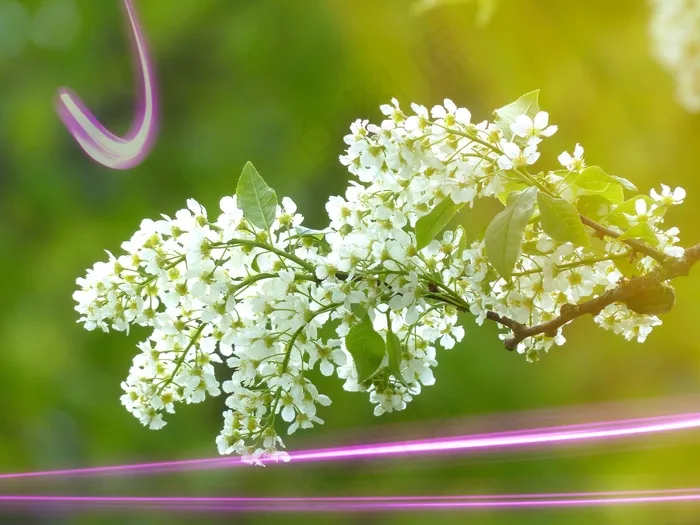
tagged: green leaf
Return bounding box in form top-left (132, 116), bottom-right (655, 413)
top-left (236, 162), bottom-right (278, 230)
top-left (294, 225), bottom-right (330, 237)
top-left (386, 331), bottom-right (408, 386)
top-left (618, 223), bottom-right (659, 246)
top-left (537, 192), bottom-right (589, 247)
top-left (605, 196), bottom-right (655, 229)
top-left (575, 166), bottom-right (624, 204)
top-left (493, 90), bottom-right (540, 140)
top-left (576, 195), bottom-right (613, 221)
top-left (415, 197), bottom-right (464, 250)
top-left (484, 187), bottom-right (538, 279)
top-left (250, 254), bottom-right (261, 273)
top-left (345, 315), bottom-right (386, 384)
top-left (456, 225), bottom-right (467, 256)
top-left (610, 174), bottom-right (637, 192)
top-left (555, 171), bottom-right (579, 202)
top-left (614, 256), bottom-right (642, 278)
top-left (293, 225), bottom-right (331, 252)
top-left (350, 303), bottom-right (368, 320)
top-left (496, 177), bottom-right (529, 205)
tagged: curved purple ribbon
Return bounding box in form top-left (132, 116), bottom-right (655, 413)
top-left (56, 0), bottom-right (157, 169)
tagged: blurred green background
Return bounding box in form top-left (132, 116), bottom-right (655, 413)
top-left (2, 0), bottom-right (700, 523)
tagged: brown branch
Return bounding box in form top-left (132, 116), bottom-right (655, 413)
top-left (579, 216), bottom-right (667, 263)
top-left (487, 242), bottom-right (700, 351)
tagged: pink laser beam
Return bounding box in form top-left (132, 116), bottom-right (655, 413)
top-left (2, 491), bottom-right (700, 512)
top-left (286, 412), bottom-right (700, 464)
top-left (1, 411), bottom-right (700, 480)
top-left (56, 0), bottom-right (157, 169)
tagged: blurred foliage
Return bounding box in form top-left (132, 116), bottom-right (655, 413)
top-left (2, 0), bottom-right (700, 523)
top-left (412, 0), bottom-right (499, 26)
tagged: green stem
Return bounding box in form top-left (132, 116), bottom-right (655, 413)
top-left (157, 324), bottom-right (205, 395)
top-left (420, 273), bottom-right (470, 311)
top-left (137, 256), bottom-right (186, 288)
top-left (233, 272), bottom-right (318, 292)
top-left (512, 167), bottom-right (552, 195)
top-left (511, 253), bottom-right (632, 278)
top-left (214, 239), bottom-right (315, 273)
top-left (266, 302), bottom-right (342, 426)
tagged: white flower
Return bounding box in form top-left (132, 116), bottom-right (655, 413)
top-left (511, 111), bottom-right (558, 143)
top-left (308, 343), bottom-right (346, 376)
top-left (497, 141), bottom-right (540, 170)
top-left (431, 98), bottom-right (472, 126)
top-left (275, 197), bottom-right (304, 230)
top-left (649, 0), bottom-right (700, 112)
top-left (558, 144), bottom-right (585, 171)
top-left (623, 198), bottom-right (659, 226)
top-left (405, 103), bottom-right (430, 131)
top-left (556, 267), bottom-right (595, 302)
top-left (439, 323), bottom-right (465, 350)
top-left (658, 226), bottom-right (685, 258)
top-left (451, 184), bottom-right (477, 205)
top-left (650, 184), bottom-right (686, 206)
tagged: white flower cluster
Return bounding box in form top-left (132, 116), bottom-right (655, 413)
top-left (75, 93), bottom-right (687, 460)
top-left (74, 195), bottom-right (333, 463)
top-left (338, 96), bottom-right (685, 356)
top-left (649, 0), bottom-right (700, 111)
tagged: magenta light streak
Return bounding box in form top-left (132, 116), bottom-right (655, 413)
top-left (56, 0), bottom-right (157, 169)
top-left (2, 491), bottom-right (700, 512)
top-left (2, 411), bottom-right (700, 480)
top-left (285, 412), bottom-right (700, 464)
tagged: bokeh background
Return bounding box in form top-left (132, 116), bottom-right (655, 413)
top-left (2, 0), bottom-right (700, 523)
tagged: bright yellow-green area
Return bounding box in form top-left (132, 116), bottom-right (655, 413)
top-left (1, 1), bottom-right (699, 523)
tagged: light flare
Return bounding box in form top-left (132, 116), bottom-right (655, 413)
top-left (1, 411), bottom-right (699, 480)
top-left (56, 0), bottom-right (157, 169)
